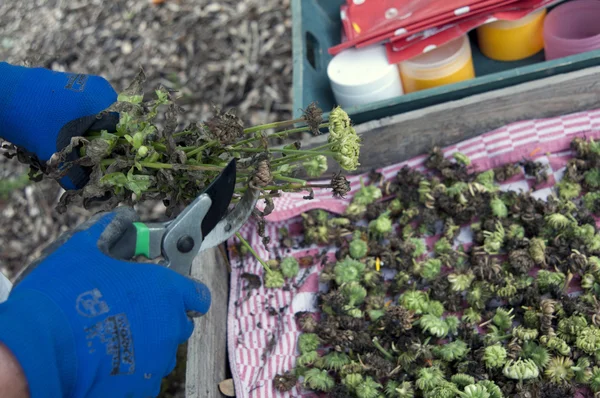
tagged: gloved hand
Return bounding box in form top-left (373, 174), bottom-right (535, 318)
top-left (0, 208), bottom-right (211, 398)
top-left (0, 62), bottom-right (118, 189)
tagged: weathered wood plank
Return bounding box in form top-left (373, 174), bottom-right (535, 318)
top-left (186, 246), bottom-right (229, 398)
top-left (306, 65), bottom-right (600, 177)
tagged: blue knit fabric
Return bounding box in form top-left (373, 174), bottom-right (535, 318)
top-left (0, 212), bottom-right (211, 398)
top-left (0, 62), bottom-right (116, 161)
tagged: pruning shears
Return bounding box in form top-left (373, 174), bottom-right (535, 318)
top-left (108, 159), bottom-right (259, 276)
top-left (0, 159), bottom-right (258, 304)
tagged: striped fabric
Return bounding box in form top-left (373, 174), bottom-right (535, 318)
top-left (227, 108), bottom-right (600, 397)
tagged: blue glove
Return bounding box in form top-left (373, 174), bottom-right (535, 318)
top-left (0, 208), bottom-right (211, 398)
top-left (0, 62), bottom-right (118, 189)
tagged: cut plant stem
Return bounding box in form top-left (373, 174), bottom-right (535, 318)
top-left (100, 159), bottom-right (225, 172)
top-left (273, 175), bottom-right (307, 185)
top-left (242, 118), bottom-right (306, 134)
top-left (235, 147), bottom-right (337, 157)
top-left (234, 123), bottom-right (330, 148)
top-left (372, 337), bottom-right (395, 361)
top-left (235, 232), bottom-right (271, 274)
top-left (185, 141), bottom-right (219, 157)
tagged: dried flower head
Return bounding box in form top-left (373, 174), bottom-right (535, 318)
top-left (251, 159), bottom-right (272, 188)
top-left (331, 172), bottom-right (351, 199)
top-left (302, 102), bottom-right (324, 135)
top-left (204, 106), bottom-right (244, 145)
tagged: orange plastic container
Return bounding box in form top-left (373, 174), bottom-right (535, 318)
top-left (399, 35), bottom-right (475, 94)
top-left (477, 9), bottom-right (546, 61)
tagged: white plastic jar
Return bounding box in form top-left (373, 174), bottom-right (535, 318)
top-left (327, 44), bottom-right (404, 108)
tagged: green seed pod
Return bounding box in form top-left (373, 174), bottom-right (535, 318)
top-left (492, 308), bottom-right (514, 331)
top-left (416, 366), bottom-right (445, 391)
top-left (349, 238), bottom-right (368, 259)
top-left (297, 350), bottom-right (320, 367)
top-left (490, 197), bottom-right (508, 218)
top-left (576, 326), bottom-right (600, 355)
top-left (341, 281), bottom-right (367, 306)
top-left (476, 381), bottom-right (502, 398)
top-left (420, 258), bottom-right (442, 280)
top-left (280, 257), bottom-right (300, 278)
top-left (334, 257), bottom-right (365, 285)
top-left (483, 344), bottom-right (507, 369)
top-left (303, 368), bottom-right (335, 392)
top-left (523, 310), bottom-right (540, 329)
top-left (298, 333), bottom-right (320, 354)
top-left (450, 373), bottom-right (475, 388)
top-left (433, 340), bottom-right (469, 361)
top-left (590, 367), bottom-right (600, 392)
top-left (460, 384), bottom-right (490, 398)
top-left (544, 356), bottom-right (574, 384)
top-left (557, 314), bottom-right (588, 342)
top-left (453, 152), bottom-right (471, 166)
top-left (521, 341), bottom-right (550, 369)
top-left (419, 314), bottom-right (450, 338)
top-left (502, 358), bottom-right (539, 380)
top-left (386, 381), bottom-right (415, 398)
top-left (512, 325), bottom-right (538, 341)
top-left (447, 272), bottom-right (475, 291)
top-left (528, 238), bottom-right (546, 265)
top-left (355, 376), bottom-right (382, 398)
top-left (264, 270), bottom-right (285, 288)
top-left (302, 155), bottom-right (328, 177)
top-left (540, 335), bottom-right (571, 356)
top-left (343, 373), bottom-right (363, 389)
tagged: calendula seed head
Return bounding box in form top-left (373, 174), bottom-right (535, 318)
top-left (502, 358), bottom-right (539, 380)
top-left (264, 270), bottom-right (285, 288)
top-left (576, 326), bottom-right (600, 355)
top-left (303, 155), bottom-right (328, 177)
top-left (483, 344), bottom-right (508, 369)
top-left (328, 107), bottom-right (361, 171)
top-left (281, 257), bottom-right (300, 278)
top-left (331, 172), bottom-right (351, 198)
top-left (544, 356), bottom-right (574, 384)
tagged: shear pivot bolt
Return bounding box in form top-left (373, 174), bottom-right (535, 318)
top-left (177, 236), bottom-right (195, 253)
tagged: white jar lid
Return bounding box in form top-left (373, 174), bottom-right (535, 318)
top-left (327, 44), bottom-right (400, 97)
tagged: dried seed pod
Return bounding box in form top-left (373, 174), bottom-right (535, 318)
top-left (251, 159), bottom-right (272, 188)
top-left (204, 106), bottom-right (244, 145)
top-left (331, 172), bottom-right (351, 199)
top-left (302, 102), bottom-right (324, 135)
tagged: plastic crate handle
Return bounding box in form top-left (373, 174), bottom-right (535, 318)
top-left (304, 30), bottom-right (324, 72)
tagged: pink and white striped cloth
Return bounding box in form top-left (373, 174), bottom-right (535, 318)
top-left (227, 108), bottom-right (600, 398)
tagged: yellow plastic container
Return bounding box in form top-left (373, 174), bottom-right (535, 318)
top-left (477, 9), bottom-right (546, 61)
top-left (399, 35), bottom-right (476, 94)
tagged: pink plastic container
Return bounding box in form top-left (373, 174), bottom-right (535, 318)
top-left (544, 0), bottom-right (600, 60)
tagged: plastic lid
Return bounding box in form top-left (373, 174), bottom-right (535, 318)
top-left (327, 44), bottom-right (399, 96)
top-left (485, 8), bottom-right (546, 30)
top-left (399, 35), bottom-right (472, 80)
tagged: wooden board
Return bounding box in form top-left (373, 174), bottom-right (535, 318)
top-left (304, 65), bottom-right (600, 177)
top-left (186, 246), bottom-right (229, 398)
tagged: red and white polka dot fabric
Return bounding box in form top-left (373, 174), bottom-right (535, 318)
top-left (330, 0), bottom-right (559, 64)
top-left (227, 108), bottom-right (600, 397)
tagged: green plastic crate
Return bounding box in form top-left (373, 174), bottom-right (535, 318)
top-left (292, 0), bottom-right (600, 125)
